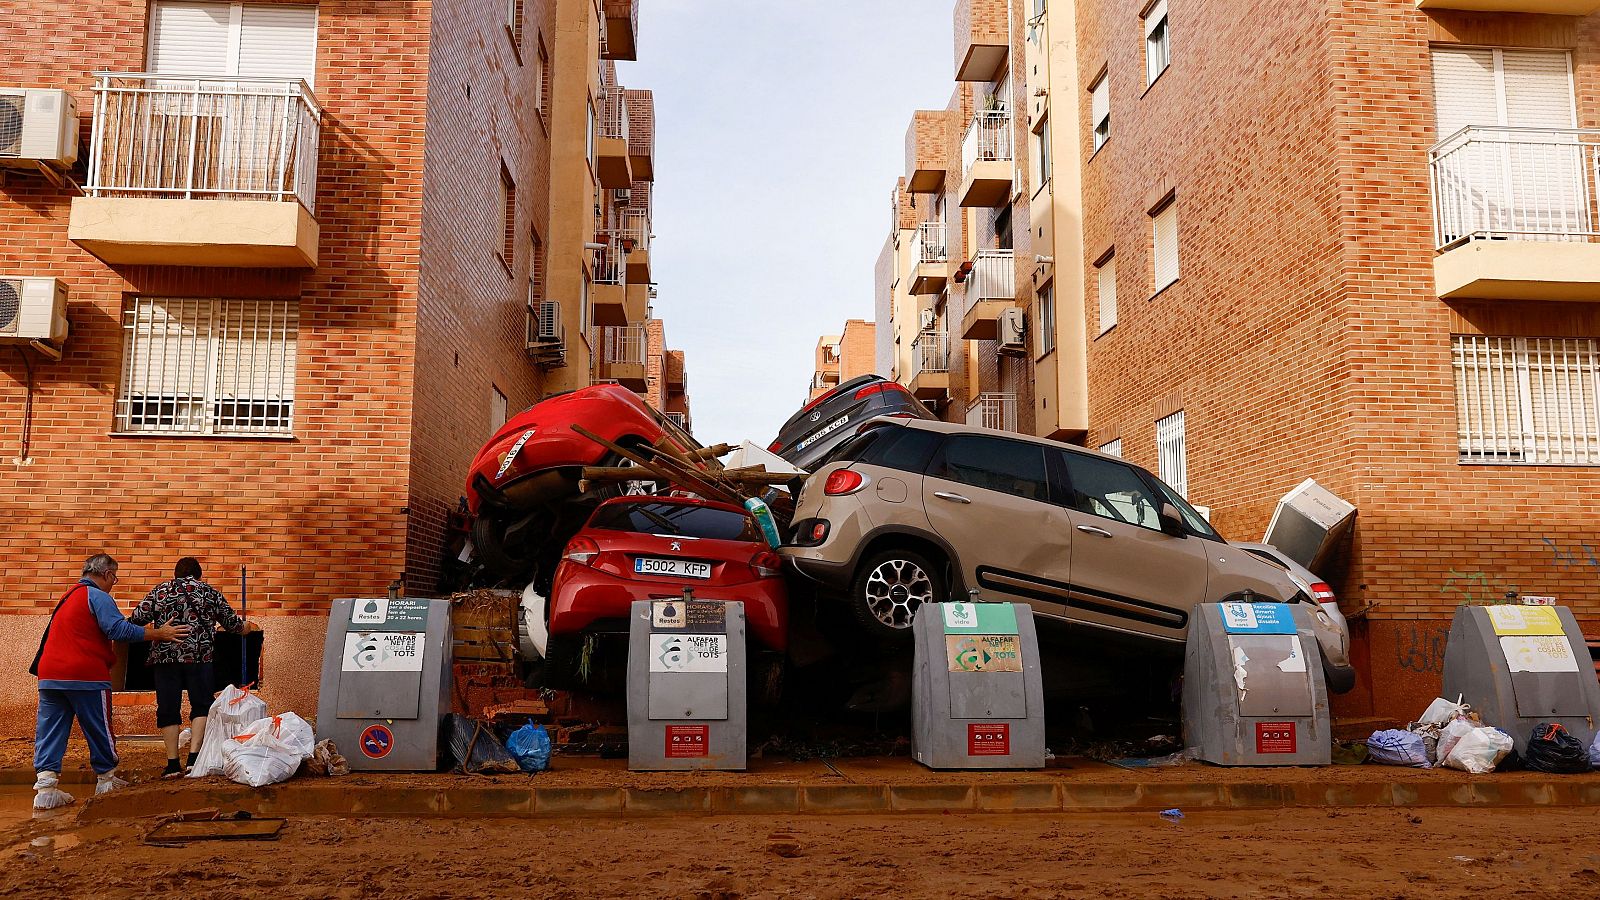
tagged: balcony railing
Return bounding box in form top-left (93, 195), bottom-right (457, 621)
top-left (967, 248), bottom-right (1015, 309)
top-left (598, 87), bottom-right (629, 142)
top-left (914, 221), bottom-right (948, 264)
top-left (909, 330), bottom-right (949, 380)
top-left (598, 324), bottom-right (646, 365)
top-left (961, 110), bottom-right (1013, 174)
top-left (620, 207), bottom-right (650, 253)
top-left (594, 235), bottom-right (625, 285)
top-left (1431, 126), bottom-right (1600, 249)
top-left (966, 392), bottom-right (1018, 432)
top-left (87, 73), bottom-right (321, 212)
top-left (666, 411), bottom-right (689, 430)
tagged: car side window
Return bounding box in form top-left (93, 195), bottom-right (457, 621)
top-left (870, 427), bottom-right (943, 474)
top-left (929, 435), bottom-right (1048, 501)
top-left (1058, 452), bottom-right (1164, 531)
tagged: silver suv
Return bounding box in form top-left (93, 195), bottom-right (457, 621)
top-left (782, 418), bottom-right (1311, 647)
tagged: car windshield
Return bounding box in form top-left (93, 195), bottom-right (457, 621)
top-left (1146, 476), bottom-right (1222, 539)
top-left (590, 502), bottom-right (759, 541)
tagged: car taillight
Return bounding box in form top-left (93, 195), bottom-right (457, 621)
top-left (823, 469), bottom-right (866, 495)
top-left (752, 550), bottom-right (782, 578)
top-left (767, 439), bottom-right (784, 453)
top-left (563, 537), bottom-right (600, 566)
top-left (854, 382), bottom-right (913, 401)
top-left (1309, 582), bottom-right (1336, 604)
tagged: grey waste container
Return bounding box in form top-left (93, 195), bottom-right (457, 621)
top-left (1183, 602), bottom-right (1331, 766)
top-left (1441, 604), bottom-right (1600, 755)
top-left (316, 597), bottom-right (452, 771)
top-left (627, 597), bottom-right (747, 771)
top-left (911, 601), bottom-right (1046, 770)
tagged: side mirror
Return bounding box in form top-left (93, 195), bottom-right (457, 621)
top-left (1158, 503), bottom-right (1187, 537)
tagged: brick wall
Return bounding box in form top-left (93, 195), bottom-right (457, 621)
top-left (839, 319), bottom-right (878, 382)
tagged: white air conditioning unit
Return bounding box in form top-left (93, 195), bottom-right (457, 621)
top-left (614, 188), bottom-right (632, 206)
top-left (0, 89), bottom-right (78, 169)
top-left (535, 300), bottom-right (562, 342)
top-left (0, 277), bottom-right (69, 344)
top-left (998, 307), bottom-right (1026, 351)
top-left (919, 307), bottom-right (936, 331)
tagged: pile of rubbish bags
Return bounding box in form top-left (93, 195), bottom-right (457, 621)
top-left (188, 684), bottom-right (346, 787)
top-left (1366, 696), bottom-right (1600, 774)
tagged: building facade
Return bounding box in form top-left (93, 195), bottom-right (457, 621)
top-left (807, 319), bottom-right (877, 400)
top-left (0, 0), bottom-right (674, 731)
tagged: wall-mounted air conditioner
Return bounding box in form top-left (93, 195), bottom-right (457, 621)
top-left (0, 277), bottom-right (69, 344)
top-left (998, 307), bottom-right (1026, 351)
top-left (535, 300), bottom-right (563, 342)
top-left (0, 89), bottom-right (78, 170)
top-left (919, 307), bottom-right (936, 331)
top-left (614, 188), bottom-right (632, 206)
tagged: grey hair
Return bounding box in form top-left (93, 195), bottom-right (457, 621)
top-left (81, 554), bottom-right (118, 577)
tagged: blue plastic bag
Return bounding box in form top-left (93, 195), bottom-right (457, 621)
top-left (1366, 729), bottom-right (1430, 767)
top-left (506, 722), bottom-right (552, 773)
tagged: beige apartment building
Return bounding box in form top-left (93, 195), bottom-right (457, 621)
top-left (807, 319), bottom-right (877, 400)
top-left (877, 0), bottom-right (1600, 719)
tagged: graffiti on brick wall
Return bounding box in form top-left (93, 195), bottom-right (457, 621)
top-left (1395, 623), bottom-right (1447, 675)
top-left (1439, 569), bottom-right (1518, 606)
top-left (1542, 537), bottom-right (1600, 573)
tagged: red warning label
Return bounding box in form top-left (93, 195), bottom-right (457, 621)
top-left (967, 723), bottom-right (1010, 756)
top-left (1255, 721), bottom-right (1297, 754)
top-left (664, 725), bottom-right (709, 758)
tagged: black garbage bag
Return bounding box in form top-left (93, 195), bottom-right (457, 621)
top-left (1524, 723), bottom-right (1593, 775)
top-left (443, 713), bottom-right (520, 774)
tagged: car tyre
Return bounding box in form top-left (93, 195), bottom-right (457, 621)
top-left (850, 548), bottom-right (945, 640)
top-left (541, 633), bottom-right (581, 691)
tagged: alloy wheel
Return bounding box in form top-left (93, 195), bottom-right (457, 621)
top-left (862, 557), bottom-right (934, 629)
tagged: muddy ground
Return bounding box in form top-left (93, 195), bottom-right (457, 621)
top-left (2, 806), bottom-right (1599, 899)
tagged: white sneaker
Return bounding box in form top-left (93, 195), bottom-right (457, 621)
top-left (94, 769), bottom-right (130, 796)
top-left (32, 771), bottom-right (75, 810)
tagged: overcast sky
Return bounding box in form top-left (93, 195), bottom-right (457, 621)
top-left (623, 1), bottom-right (954, 447)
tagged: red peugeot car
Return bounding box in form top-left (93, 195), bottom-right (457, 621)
top-left (463, 384), bottom-right (696, 580)
top-left (543, 495), bottom-right (789, 691)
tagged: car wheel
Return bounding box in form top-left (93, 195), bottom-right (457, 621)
top-left (541, 633), bottom-right (581, 690)
top-left (472, 513), bottom-right (535, 579)
top-left (851, 548), bottom-right (945, 640)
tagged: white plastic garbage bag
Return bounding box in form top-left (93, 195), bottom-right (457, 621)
top-left (1435, 717), bottom-right (1477, 766)
top-left (1444, 726), bottom-right (1514, 774)
top-left (188, 685), bottom-right (267, 778)
top-left (1416, 696), bottom-right (1468, 727)
top-left (222, 712), bottom-right (316, 788)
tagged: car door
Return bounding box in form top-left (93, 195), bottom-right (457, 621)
top-left (921, 434), bottom-right (1072, 615)
top-left (1053, 449), bottom-right (1207, 641)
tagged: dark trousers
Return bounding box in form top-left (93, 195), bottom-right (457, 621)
top-left (153, 662), bottom-right (216, 729)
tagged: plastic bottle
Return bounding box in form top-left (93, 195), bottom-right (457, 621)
top-left (744, 497), bottom-right (782, 549)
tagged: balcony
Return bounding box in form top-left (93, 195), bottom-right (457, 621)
top-left (908, 330), bottom-right (950, 401)
top-left (69, 73), bottom-right (320, 268)
top-left (1416, 0), bottom-right (1600, 12)
top-left (666, 411), bottom-right (689, 432)
top-left (595, 324), bottom-right (647, 390)
top-left (666, 349), bottom-right (686, 393)
top-left (590, 237), bottom-right (627, 326)
top-left (602, 0), bottom-right (639, 61)
top-left (625, 90), bottom-right (654, 181)
top-left (960, 249), bottom-right (1016, 340)
top-left (953, 0), bottom-right (1008, 82)
top-left (526, 300), bottom-right (567, 369)
top-left (910, 222), bottom-right (951, 295)
top-left (1430, 127), bottom-right (1600, 301)
top-left (905, 109), bottom-right (951, 194)
top-left (621, 207), bottom-right (651, 283)
top-left (959, 111), bottom-right (1013, 208)
top-left (966, 392), bottom-right (1018, 432)
top-left (595, 88), bottom-right (631, 189)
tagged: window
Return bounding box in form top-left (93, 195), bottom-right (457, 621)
top-left (1090, 75), bottom-right (1110, 151)
top-left (149, 2), bottom-right (318, 86)
top-left (1036, 281), bottom-right (1056, 355)
top-left (499, 164), bottom-right (516, 268)
top-left (587, 99), bottom-right (597, 165)
top-left (1453, 335), bottom-right (1600, 464)
top-left (1033, 0), bottom-right (1047, 16)
top-left (1059, 451), bottom-right (1163, 530)
top-left (1144, 0), bottom-right (1170, 87)
top-left (821, 424), bottom-right (942, 473)
top-left (506, 0), bottom-right (524, 52)
top-left (491, 387), bottom-right (508, 434)
top-left (1151, 198), bottom-right (1178, 292)
top-left (1032, 114), bottom-right (1052, 190)
top-left (117, 297), bottom-right (298, 436)
top-left (1156, 409), bottom-right (1187, 498)
top-left (580, 275), bottom-right (591, 330)
top-left (590, 502), bottom-right (759, 542)
top-left (1099, 438), bottom-right (1122, 457)
top-left (1097, 254), bottom-right (1117, 334)
top-left (529, 228), bottom-right (545, 304)
top-left (1431, 47), bottom-right (1574, 138)
top-left (996, 205), bottom-right (1014, 250)
top-left (537, 40), bottom-right (551, 117)
top-left (930, 434), bottom-right (1049, 501)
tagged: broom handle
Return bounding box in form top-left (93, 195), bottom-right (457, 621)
top-left (240, 565), bottom-right (248, 688)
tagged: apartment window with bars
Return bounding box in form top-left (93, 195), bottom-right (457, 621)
top-left (117, 297), bottom-right (298, 436)
top-left (1151, 197), bottom-right (1179, 293)
top-left (1097, 254), bottom-right (1117, 334)
top-left (499, 164), bottom-right (516, 269)
top-left (506, 0), bottom-right (524, 54)
top-left (1144, 0), bottom-right (1171, 87)
top-left (1099, 438), bottom-right (1123, 458)
top-left (1036, 281), bottom-right (1056, 356)
top-left (1090, 75), bottom-right (1110, 152)
top-left (1156, 409), bottom-right (1187, 497)
top-left (530, 228), bottom-right (546, 299)
top-left (1453, 335), bottom-right (1600, 464)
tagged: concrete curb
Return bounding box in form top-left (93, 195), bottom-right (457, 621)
top-left (76, 778), bottom-right (1600, 821)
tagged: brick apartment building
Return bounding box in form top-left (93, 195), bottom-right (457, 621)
top-left (0, 0), bottom-right (681, 731)
top-left (876, 0), bottom-right (1600, 719)
top-left (806, 319), bottom-right (876, 400)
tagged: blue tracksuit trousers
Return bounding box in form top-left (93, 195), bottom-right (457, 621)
top-left (34, 689), bottom-right (118, 775)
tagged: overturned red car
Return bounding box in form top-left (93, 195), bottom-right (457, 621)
top-left (463, 384), bottom-right (695, 582)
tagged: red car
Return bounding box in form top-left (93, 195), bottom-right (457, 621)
top-left (542, 495), bottom-right (789, 689)
top-left (463, 384), bottom-right (695, 580)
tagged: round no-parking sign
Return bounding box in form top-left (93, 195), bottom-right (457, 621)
top-left (359, 724), bottom-right (394, 759)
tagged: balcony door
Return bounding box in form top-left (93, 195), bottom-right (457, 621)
top-left (1431, 47), bottom-right (1582, 243)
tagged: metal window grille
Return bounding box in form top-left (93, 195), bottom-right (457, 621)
top-left (966, 393), bottom-right (1018, 432)
top-left (1099, 438), bottom-right (1122, 458)
top-left (1453, 335), bottom-right (1600, 464)
top-left (1156, 409), bottom-right (1187, 497)
top-left (117, 297), bottom-right (297, 436)
top-left (500, 166), bottom-right (516, 265)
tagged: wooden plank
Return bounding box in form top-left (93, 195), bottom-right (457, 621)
top-left (146, 818), bottom-right (285, 844)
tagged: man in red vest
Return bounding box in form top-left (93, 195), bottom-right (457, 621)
top-left (31, 553), bottom-right (189, 810)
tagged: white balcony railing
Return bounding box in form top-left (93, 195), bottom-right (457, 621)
top-left (598, 87), bottom-right (629, 142)
top-left (913, 221), bottom-right (948, 264)
top-left (966, 392), bottom-right (1018, 432)
top-left (1431, 126), bottom-right (1600, 249)
top-left (593, 235), bottom-right (625, 285)
top-left (87, 73), bottom-right (321, 212)
top-left (621, 207), bottom-right (650, 254)
top-left (909, 330), bottom-right (949, 381)
top-left (961, 109), bottom-right (1014, 174)
top-left (597, 324), bottom-right (646, 366)
top-left (966, 248), bottom-right (1016, 314)
top-left (666, 411), bottom-right (689, 430)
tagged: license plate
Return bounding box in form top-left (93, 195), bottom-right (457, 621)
top-left (634, 558), bottom-right (712, 579)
